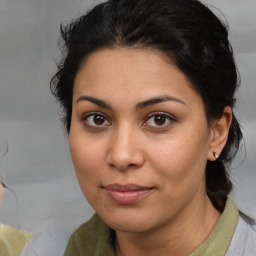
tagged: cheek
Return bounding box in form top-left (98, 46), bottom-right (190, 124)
top-left (69, 134), bottom-right (107, 209)
top-left (69, 128), bottom-right (105, 184)
top-left (147, 127), bottom-right (209, 189)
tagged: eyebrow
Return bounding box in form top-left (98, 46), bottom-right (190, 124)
top-left (136, 95), bottom-right (186, 110)
top-left (76, 94), bottom-right (186, 110)
top-left (76, 96), bottom-right (112, 109)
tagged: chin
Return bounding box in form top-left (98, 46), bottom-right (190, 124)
top-left (107, 219), bottom-right (153, 233)
top-left (97, 207), bottom-right (158, 233)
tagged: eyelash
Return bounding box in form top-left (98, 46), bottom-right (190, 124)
top-left (81, 112), bottom-right (176, 129)
top-left (81, 112), bottom-right (111, 128)
top-left (143, 112), bottom-right (176, 129)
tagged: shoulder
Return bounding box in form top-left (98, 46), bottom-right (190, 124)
top-left (0, 224), bottom-right (32, 256)
top-left (226, 211), bottom-right (256, 256)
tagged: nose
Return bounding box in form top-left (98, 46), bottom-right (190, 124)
top-left (106, 126), bottom-right (145, 171)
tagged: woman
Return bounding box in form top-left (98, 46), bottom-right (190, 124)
top-left (50, 0), bottom-right (256, 255)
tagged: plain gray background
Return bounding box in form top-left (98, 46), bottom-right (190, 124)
top-left (0, 0), bottom-right (255, 231)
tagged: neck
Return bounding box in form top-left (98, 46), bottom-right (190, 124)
top-left (115, 195), bottom-right (221, 256)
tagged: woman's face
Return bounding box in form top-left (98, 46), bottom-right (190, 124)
top-left (69, 48), bottom-right (214, 233)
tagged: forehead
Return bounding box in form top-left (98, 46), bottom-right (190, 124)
top-left (73, 47), bottom-right (202, 108)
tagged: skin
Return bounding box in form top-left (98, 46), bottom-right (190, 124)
top-left (69, 48), bottom-right (232, 256)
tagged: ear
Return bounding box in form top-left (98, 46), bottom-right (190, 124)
top-left (207, 106), bottom-right (232, 161)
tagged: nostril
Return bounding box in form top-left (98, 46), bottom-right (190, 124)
top-left (128, 163), bottom-right (137, 168)
top-left (108, 163), bottom-right (116, 169)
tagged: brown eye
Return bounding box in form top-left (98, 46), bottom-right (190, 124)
top-left (143, 113), bottom-right (175, 128)
top-left (83, 113), bottom-right (110, 127)
top-left (94, 115), bottom-right (105, 125)
top-left (154, 115), bottom-right (166, 126)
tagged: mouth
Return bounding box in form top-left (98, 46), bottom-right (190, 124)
top-left (102, 183), bottom-right (154, 205)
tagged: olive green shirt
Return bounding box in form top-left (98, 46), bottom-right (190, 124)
top-left (64, 197), bottom-right (239, 256)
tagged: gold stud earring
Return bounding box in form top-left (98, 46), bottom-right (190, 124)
top-left (213, 152), bottom-right (219, 159)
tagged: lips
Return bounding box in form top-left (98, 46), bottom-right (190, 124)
top-left (103, 183), bottom-right (154, 204)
